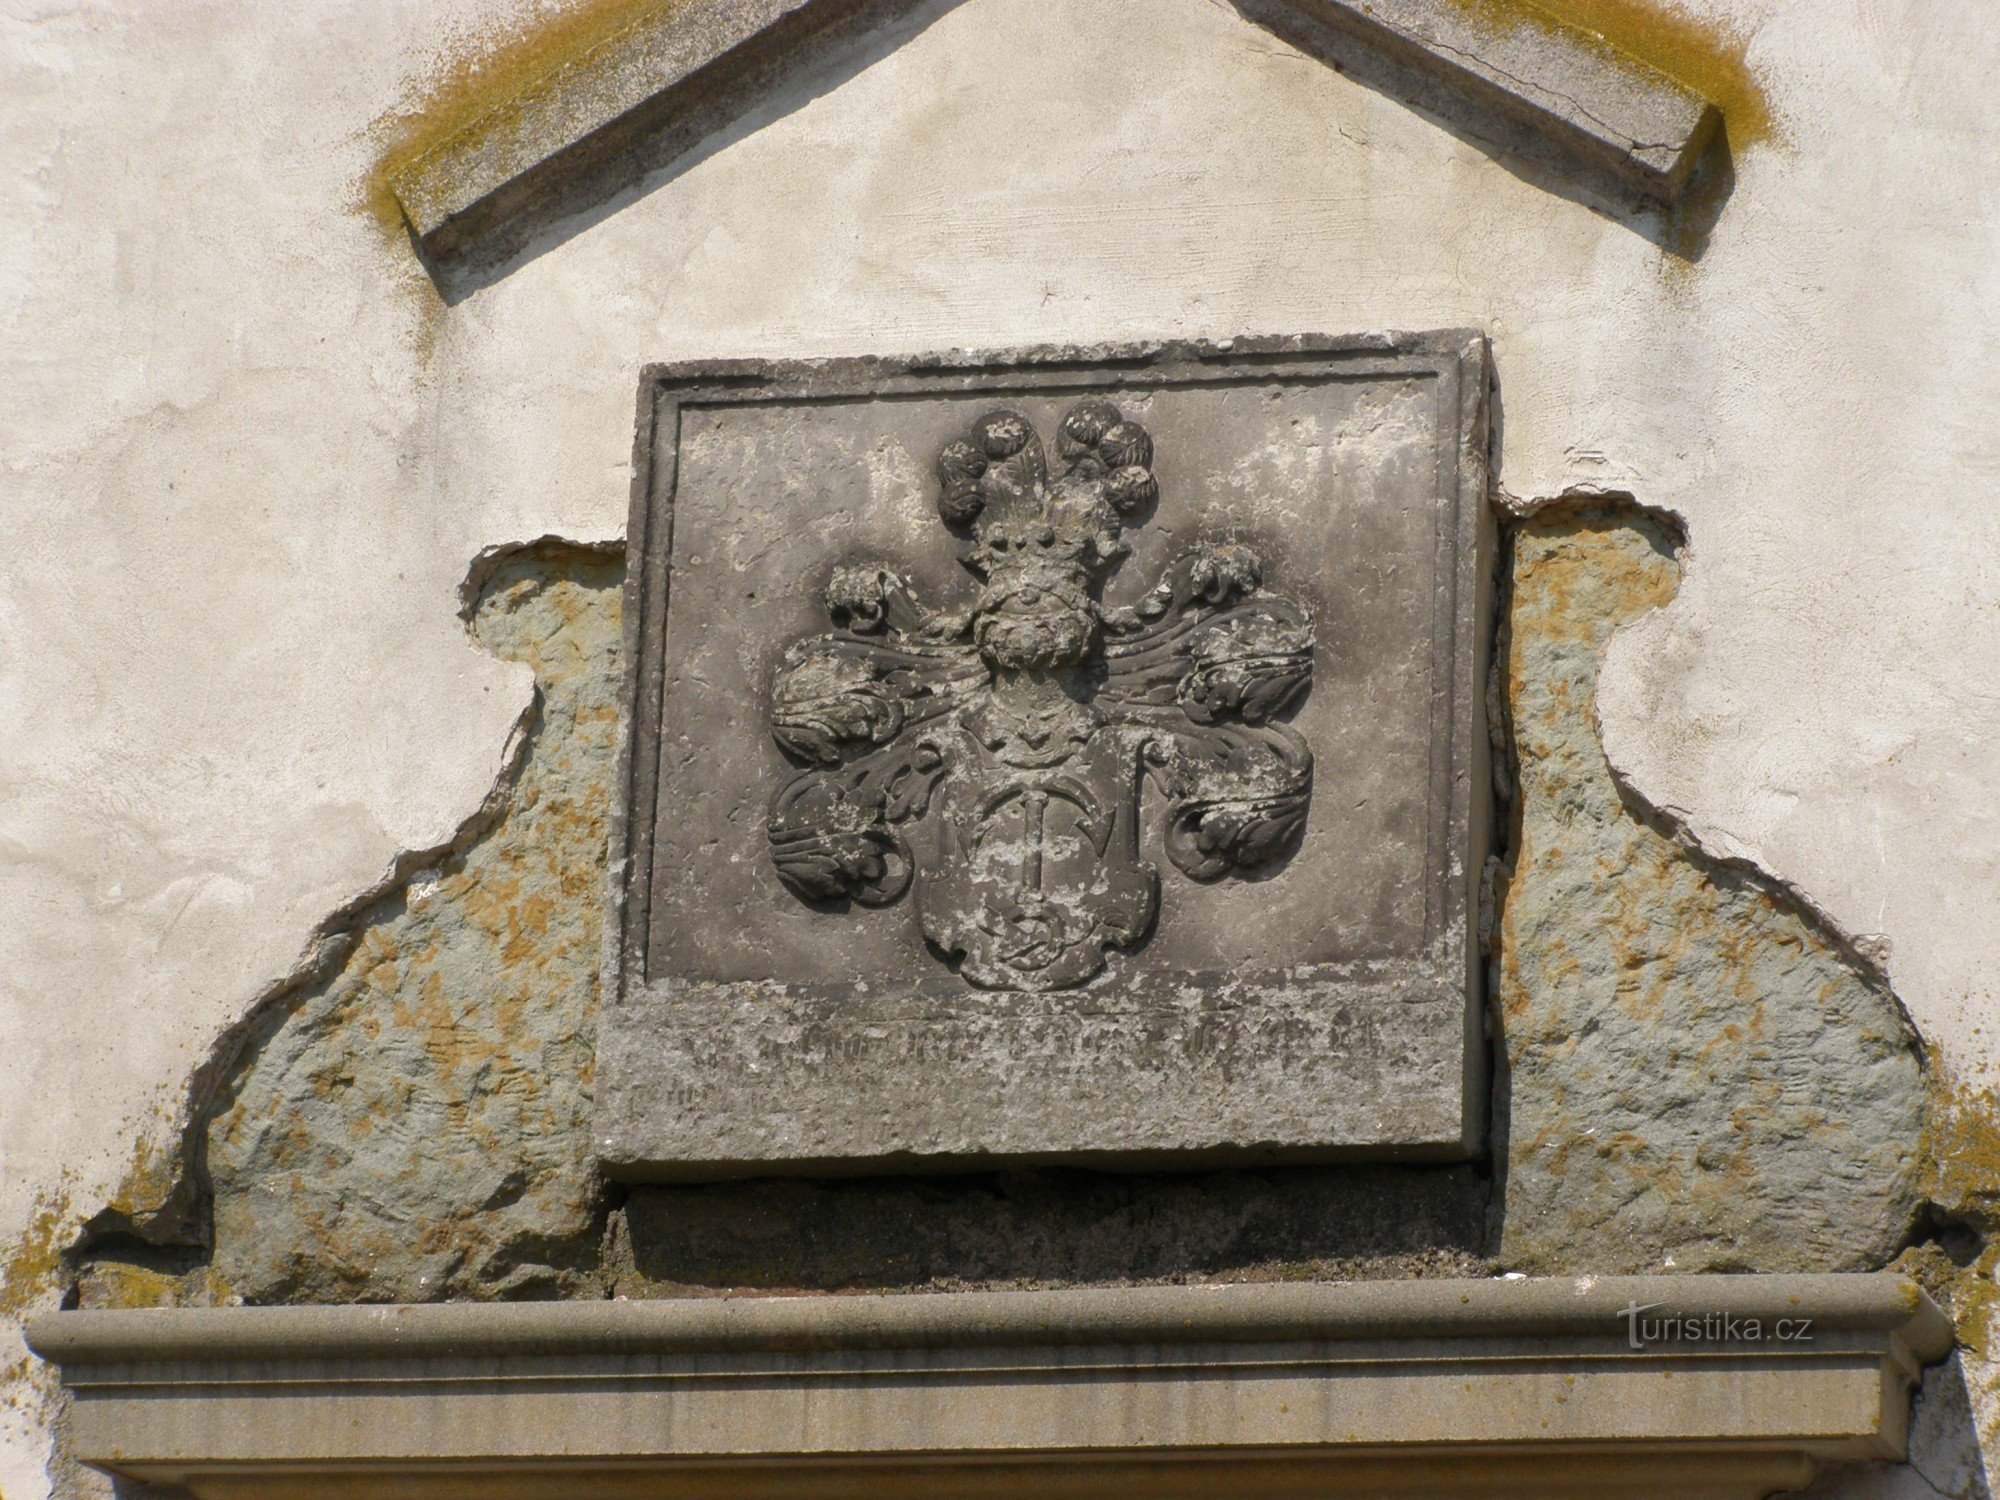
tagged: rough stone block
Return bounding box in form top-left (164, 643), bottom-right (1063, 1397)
top-left (202, 545), bottom-right (621, 1303)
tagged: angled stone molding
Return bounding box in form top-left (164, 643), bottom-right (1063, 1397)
top-left (389, 0), bottom-right (1719, 274)
top-left (31, 1275), bottom-right (1949, 1498)
top-left (1236, 0), bottom-right (1720, 203)
top-left (392, 0), bottom-right (866, 269)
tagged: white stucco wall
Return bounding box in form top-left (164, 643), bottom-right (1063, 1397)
top-left (3, 0), bottom-right (1996, 1492)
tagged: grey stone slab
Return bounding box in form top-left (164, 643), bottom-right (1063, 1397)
top-left (389, 0), bottom-right (1719, 274)
top-left (392, 0), bottom-right (815, 238)
top-left (598, 333), bottom-right (1494, 1179)
top-left (390, 0), bottom-right (859, 267)
top-left (1243, 0), bottom-right (1720, 203)
top-left (26, 1275), bottom-right (1951, 1499)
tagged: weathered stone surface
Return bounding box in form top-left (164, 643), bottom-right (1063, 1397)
top-left (1494, 504), bottom-right (1925, 1273)
top-left (186, 540), bottom-right (1485, 1306)
top-left (1237, 0), bottom-right (1719, 202)
top-left (27, 1276), bottom-right (1952, 1500)
top-left (761, 398), bottom-right (1320, 994)
top-left (202, 545), bottom-right (623, 1303)
top-left (620, 1166), bottom-right (1486, 1292)
top-left (598, 335), bottom-right (1494, 1178)
top-left (390, 0), bottom-right (824, 248)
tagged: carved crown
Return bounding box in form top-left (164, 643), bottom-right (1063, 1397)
top-left (935, 402), bottom-right (1159, 579)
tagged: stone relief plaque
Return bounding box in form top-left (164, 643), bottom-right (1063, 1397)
top-left (597, 335), bottom-right (1494, 1178)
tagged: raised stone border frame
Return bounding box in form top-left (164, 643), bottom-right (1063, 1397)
top-left (597, 332), bottom-right (1495, 1179)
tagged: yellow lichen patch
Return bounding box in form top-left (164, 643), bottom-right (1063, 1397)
top-left (78, 1263), bottom-right (180, 1312)
top-left (1921, 1049), bottom-right (2000, 1223)
top-left (0, 1190), bottom-right (72, 1317)
top-left (1441, 0), bottom-right (1772, 147)
top-left (1911, 1051), bottom-right (2000, 1359)
top-left (98, 1128), bottom-right (181, 1227)
top-left (1532, 0), bottom-right (1770, 147)
top-left (364, 0), bottom-right (695, 240)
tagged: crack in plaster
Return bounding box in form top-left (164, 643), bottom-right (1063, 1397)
top-left (1417, 32), bottom-right (1656, 148)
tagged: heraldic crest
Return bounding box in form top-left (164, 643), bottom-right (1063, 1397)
top-left (766, 399), bottom-right (1317, 992)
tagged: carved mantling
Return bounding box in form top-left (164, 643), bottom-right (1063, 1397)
top-left (766, 402), bottom-right (1315, 991)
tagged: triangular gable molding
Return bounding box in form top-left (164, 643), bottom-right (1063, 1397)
top-left (390, 0), bottom-right (1719, 280)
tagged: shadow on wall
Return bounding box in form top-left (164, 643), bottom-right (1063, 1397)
top-left (1798, 1349), bottom-right (1996, 1499)
top-left (57, 501), bottom-right (1930, 1310)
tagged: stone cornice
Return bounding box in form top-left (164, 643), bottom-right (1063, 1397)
top-left (30, 1273), bottom-right (1950, 1498)
top-left (389, 0), bottom-right (1721, 275)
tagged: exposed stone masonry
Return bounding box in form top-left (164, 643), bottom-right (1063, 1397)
top-left (201, 543), bottom-right (620, 1303)
top-left (68, 502), bottom-right (1929, 1304)
top-left (1494, 504), bottom-right (1924, 1274)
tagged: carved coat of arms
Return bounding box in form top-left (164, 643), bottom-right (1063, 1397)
top-left (766, 401), bottom-right (1316, 992)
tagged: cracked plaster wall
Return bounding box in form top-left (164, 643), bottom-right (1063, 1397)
top-left (5, 0), bottom-right (2000, 1493)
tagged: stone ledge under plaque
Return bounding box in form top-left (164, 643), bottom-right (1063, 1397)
top-left (29, 1274), bottom-right (1950, 1499)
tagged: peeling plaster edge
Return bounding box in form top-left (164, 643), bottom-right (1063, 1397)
top-left (1508, 486), bottom-right (1929, 1054)
top-left (457, 532), bottom-right (627, 623)
top-left (1599, 734), bottom-right (1931, 1051)
top-left (75, 536), bottom-right (624, 1257)
top-left (1479, 485), bottom-right (1933, 1277)
top-left (74, 508), bottom-right (1929, 1253)
top-left (1490, 480), bottom-right (1681, 530)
